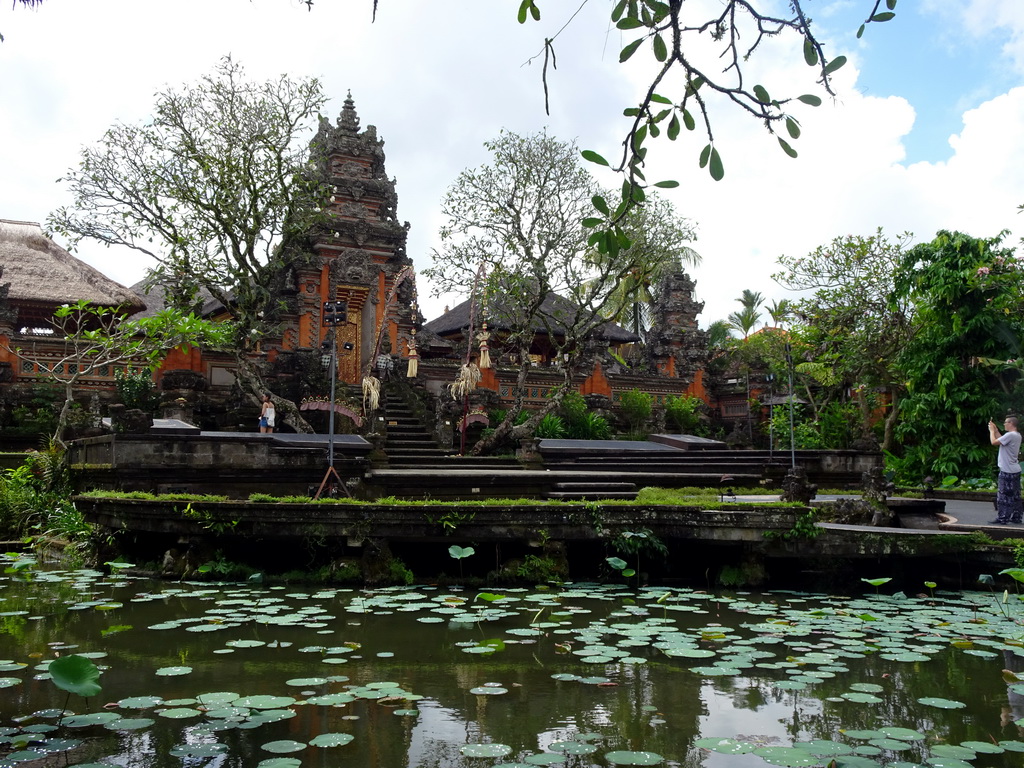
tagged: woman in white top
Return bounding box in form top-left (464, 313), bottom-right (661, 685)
top-left (259, 393), bottom-right (276, 434)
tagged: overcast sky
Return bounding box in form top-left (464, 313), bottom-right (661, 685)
top-left (1, 0), bottom-right (1022, 329)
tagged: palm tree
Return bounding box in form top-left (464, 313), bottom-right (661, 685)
top-left (705, 319), bottom-right (734, 349)
top-left (727, 290), bottom-right (764, 339)
top-left (766, 298), bottom-right (792, 327)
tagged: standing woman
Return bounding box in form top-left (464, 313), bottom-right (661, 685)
top-left (988, 416), bottom-right (1022, 524)
top-left (260, 394), bottom-right (276, 434)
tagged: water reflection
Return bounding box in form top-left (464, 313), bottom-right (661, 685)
top-left (1, 560), bottom-right (1023, 766)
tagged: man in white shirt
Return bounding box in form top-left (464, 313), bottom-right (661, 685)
top-left (988, 416), bottom-right (1022, 524)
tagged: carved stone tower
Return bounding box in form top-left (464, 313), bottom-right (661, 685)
top-left (647, 272), bottom-right (707, 384)
top-left (290, 94), bottom-right (420, 384)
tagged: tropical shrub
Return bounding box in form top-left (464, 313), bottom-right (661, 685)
top-left (534, 413), bottom-right (567, 439)
top-left (115, 367), bottom-right (159, 411)
top-left (560, 392), bottom-right (611, 440)
top-left (618, 388), bottom-right (653, 435)
top-left (664, 394), bottom-right (704, 434)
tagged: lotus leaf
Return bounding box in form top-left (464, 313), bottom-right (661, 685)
top-left (169, 743), bottom-right (229, 758)
top-left (461, 743), bottom-right (513, 757)
top-left (262, 740), bottom-right (307, 753)
top-left (604, 751), bottom-right (664, 765)
top-left (105, 717), bottom-right (155, 730)
top-left (958, 741), bottom-right (1002, 754)
top-left (155, 666), bottom-right (192, 676)
top-left (917, 697), bottom-right (966, 709)
top-left (752, 746), bottom-right (824, 766)
top-left (158, 707), bottom-right (201, 719)
top-left (694, 737), bottom-right (755, 754)
top-left (309, 732), bottom-right (355, 747)
top-left (48, 655), bottom-right (101, 698)
top-left (793, 740), bottom-right (853, 756)
top-left (878, 727), bottom-right (926, 741)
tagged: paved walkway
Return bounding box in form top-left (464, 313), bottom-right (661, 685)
top-left (735, 494), bottom-right (1023, 533)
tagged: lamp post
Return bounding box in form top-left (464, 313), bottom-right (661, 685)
top-left (315, 301), bottom-right (347, 499)
top-left (785, 342), bottom-right (796, 469)
top-left (766, 373), bottom-right (775, 459)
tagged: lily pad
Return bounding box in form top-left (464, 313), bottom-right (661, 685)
top-left (695, 738), bottom-right (756, 754)
top-left (234, 695), bottom-right (297, 709)
top-left (105, 717), bottom-right (155, 731)
top-left (262, 740), bottom-right (307, 753)
top-left (549, 741), bottom-right (597, 755)
top-left (604, 751), bottom-right (664, 765)
top-left (461, 743), bottom-right (513, 757)
top-left (155, 666), bottom-right (192, 676)
top-left (309, 733), bottom-right (354, 747)
top-left (917, 697), bottom-right (967, 709)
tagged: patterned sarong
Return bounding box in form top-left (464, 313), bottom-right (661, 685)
top-left (996, 471), bottom-right (1023, 523)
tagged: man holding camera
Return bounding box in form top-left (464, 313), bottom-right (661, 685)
top-left (988, 416), bottom-right (1022, 524)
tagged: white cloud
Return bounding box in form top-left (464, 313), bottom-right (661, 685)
top-left (0, 0), bottom-right (1021, 328)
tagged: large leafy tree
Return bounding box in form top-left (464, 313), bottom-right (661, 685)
top-left (774, 229), bottom-right (914, 450)
top-left (424, 129), bottom-right (674, 453)
top-left (48, 57), bottom-right (326, 431)
top-left (890, 231), bottom-right (1024, 481)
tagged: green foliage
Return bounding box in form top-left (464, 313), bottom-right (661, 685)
top-left (48, 654), bottom-right (102, 699)
top-left (718, 560), bottom-right (768, 588)
top-left (664, 394), bottom-right (704, 434)
top-left (763, 509), bottom-right (821, 541)
top-left (612, 528), bottom-right (668, 560)
top-left (618, 388), bottom-right (653, 433)
top-left (534, 413), bottom-right (567, 439)
top-left (764, 401), bottom-right (862, 450)
top-left (560, 392), bottom-right (611, 440)
top-left (448, 545), bottom-right (475, 560)
top-left (179, 502), bottom-right (238, 534)
top-left (0, 381), bottom-right (63, 440)
top-left (0, 444), bottom-right (87, 555)
top-left (515, 554), bottom-right (566, 584)
top-left (195, 552), bottom-right (258, 580)
top-left (1013, 540), bottom-right (1024, 568)
top-left (387, 558), bottom-right (414, 586)
top-left (114, 367), bottom-right (159, 411)
top-left (891, 231), bottom-right (1024, 482)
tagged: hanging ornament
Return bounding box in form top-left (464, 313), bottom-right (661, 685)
top-left (362, 375), bottom-right (381, 413)
top-left (449, 360), bottom-right (481, 400)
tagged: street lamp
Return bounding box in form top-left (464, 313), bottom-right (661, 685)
top-left (784, 342), bottom-right (796, 469)
top-left (315, 301), bottom-right (347, 499)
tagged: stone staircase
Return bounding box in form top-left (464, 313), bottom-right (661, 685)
top-left (381, 392), bottom-right (451, 467)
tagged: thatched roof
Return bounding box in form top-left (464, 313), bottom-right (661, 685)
top-left (0, 219), bottom-right (145, 311)
top-left (424, 291), bottom-right (640, 344)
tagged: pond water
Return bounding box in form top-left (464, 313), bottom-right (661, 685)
top-left (1, 555), bottom-right (1024, 768)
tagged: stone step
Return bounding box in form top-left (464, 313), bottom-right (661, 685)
top-left (386, 439), bottom-right (442, 448)
top-left (552, 482), bottom-right (637, 491)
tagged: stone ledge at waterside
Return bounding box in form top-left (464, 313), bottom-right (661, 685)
top-left (74, 496), bottom-right (981, 560)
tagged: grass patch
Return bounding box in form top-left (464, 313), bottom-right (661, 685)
top-left (78, 487), bottom-right (804, 508)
